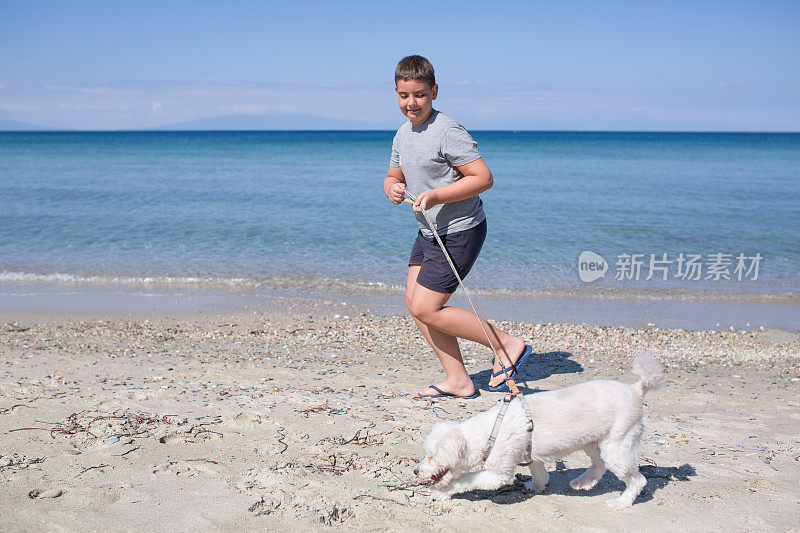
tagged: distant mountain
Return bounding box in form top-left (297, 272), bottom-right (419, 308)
top-left (157, 113), bottom-right (389, 131)
top-left (0, 119), bottom-right (56, 131)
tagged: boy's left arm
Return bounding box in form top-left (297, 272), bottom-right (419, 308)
top-left (412, 158), bottom-right (493, 212)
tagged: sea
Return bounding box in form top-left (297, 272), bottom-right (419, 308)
top-left (1, 130), bottom-right (798, 328)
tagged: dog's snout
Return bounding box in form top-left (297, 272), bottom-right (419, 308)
top-left (413, 465), bottom-right (419, 476)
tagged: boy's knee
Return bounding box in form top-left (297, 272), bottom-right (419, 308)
top-left (409, 298), bottom-right (434, 323)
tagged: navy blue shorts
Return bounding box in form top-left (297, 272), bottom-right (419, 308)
top-left (408, 219), bottom-right (487, 294)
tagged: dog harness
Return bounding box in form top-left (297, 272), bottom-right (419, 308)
top-left (481, 393), bottom-right (535, 465)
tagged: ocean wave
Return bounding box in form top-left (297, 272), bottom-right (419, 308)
top-left (0, 270), bottom-right (406, 293)
top-left (0, 270), bottom-right (249, 287)
top-left (1, 270), bottom-right (799, 305)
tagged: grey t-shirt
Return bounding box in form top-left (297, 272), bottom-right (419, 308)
top-left (389, 110), bottom-right (486, 237)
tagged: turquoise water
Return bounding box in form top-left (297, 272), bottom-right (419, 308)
top-left (1, 131), bottom-right (798, 295)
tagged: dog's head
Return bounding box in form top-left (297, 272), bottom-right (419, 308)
top-left (414, 421), bottom-right (468, 487)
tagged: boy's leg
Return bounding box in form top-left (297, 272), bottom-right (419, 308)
top-left (408, 282), bottom-right (526, 388)
top-left (407, 265), bottom-right (475, 397)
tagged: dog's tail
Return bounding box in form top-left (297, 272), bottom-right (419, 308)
top-left (630, 351), bottom-right (665, 397)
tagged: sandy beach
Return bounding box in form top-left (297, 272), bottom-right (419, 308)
top-left (1, 298), bottom-right (798, 531)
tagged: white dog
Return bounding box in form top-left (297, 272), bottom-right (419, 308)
top-left (414, 352), bottom-right (664, 509)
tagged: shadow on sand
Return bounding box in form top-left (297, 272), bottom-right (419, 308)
top-left (451, 463), bottom-right (696, 506)
top-left (471, 350), bottom-right (583, 393)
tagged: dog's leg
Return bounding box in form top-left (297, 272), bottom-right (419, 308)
top-left (430, 487), bottom-right (452, 501)
top-left (601, 424), bottom-right (647, 509)
top-left (442, 470), bottom-right (512, 496)
top-left (605, 468), bottom-right (646, 510)
top-left (570, 444), bottom-right (606, 491)
top-left (523, 461), bottom-right (549, 493)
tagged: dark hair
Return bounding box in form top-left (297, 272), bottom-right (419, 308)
top-left (395, 55), bottom-right (435, 87)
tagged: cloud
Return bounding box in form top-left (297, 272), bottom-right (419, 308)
top-left (229, 104), bottom-right (260, 113)
top-left (46, 84), bottom-right (111, 94)
top-left (453, 80), bottom-right (488, 86)
top-left (4, 75), bottom-right (791, 131)
top-left (716, 80), bottom-right (748, 88)
top-left (57, 103), bottom-right (133, 110)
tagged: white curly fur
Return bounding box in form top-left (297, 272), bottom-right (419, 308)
top-left (415, 352), bottom-right (664, 509)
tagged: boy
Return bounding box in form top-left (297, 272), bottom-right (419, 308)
top-left (384, 55), bottom-right (532, 398)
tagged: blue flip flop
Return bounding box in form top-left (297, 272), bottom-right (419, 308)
top-left (488, 344), bottom-right (533, 392)
top-left (415, 385), bottom-right (480, 399)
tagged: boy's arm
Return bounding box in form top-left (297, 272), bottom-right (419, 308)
top-left (412, 158), bottom-right (493, 212)
top-left (384, 166), bottom-right (407, 205)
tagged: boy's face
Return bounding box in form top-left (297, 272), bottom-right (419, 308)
top-left (396, 79), bottom-right (438, 127)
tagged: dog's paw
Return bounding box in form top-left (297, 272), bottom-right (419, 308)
top-left (605, 496), bottom-right (632, 510)
top-left (430, 488), bottom-right (451, 501)
top-left (570, 476), bottom-right (599, 491)
top-left (522, 479), bottom-right (546, 494)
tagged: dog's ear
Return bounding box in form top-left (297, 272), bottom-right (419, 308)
top-left (443, 429), bottom-right (467, 460)
top-left (425, 421), bottom-right (456, 450)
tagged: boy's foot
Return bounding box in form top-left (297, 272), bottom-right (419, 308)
top-left (488, 338), bottom-right (527, 388)
top-left (417, 379), bottom-right (475, 399)
top-left (415, 385), bottom-right (480, 399)
top-left (488, 344), bottom-right (533, 391)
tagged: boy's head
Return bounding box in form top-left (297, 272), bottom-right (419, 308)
top-left (395, 55), bottom-right (435, 88)
top-left (395, 55), bottom-right (438, 127)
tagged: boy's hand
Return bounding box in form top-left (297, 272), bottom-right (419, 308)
top-left (388, 183), bottom-right (406, 204)
top-left (413, 190), bottom-right (440, 212)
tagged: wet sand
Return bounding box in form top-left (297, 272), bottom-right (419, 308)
top-left (1, 280), bottom-right (798, 331)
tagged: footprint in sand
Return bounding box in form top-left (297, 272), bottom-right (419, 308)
top-left (28, 488), bottom-right (63, 499)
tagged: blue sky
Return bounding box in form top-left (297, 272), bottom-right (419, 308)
top-left (1, 0), bottom-right (798, 130)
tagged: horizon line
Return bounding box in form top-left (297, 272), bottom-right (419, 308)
top-left (2, 128), bottom-right (800, 134)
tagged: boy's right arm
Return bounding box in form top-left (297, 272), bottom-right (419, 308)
top-left (384, 166), bottom-right (406, 204)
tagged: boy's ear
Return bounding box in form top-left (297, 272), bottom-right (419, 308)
top-left (431, 84), bottom-right (438, 100)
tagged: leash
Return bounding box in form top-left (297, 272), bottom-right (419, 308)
top-left (403, 190), bottom-right (534, 464)
top-left (403, 190), bottom-right (518, 392)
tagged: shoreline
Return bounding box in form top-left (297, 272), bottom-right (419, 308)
top-left (1, 281), bottom-right (799, 331)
